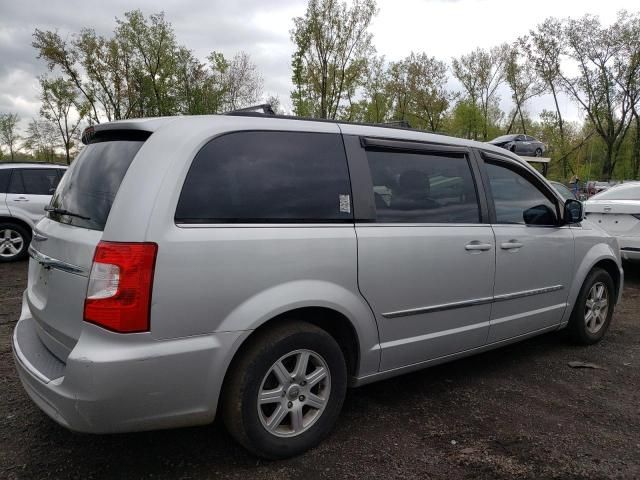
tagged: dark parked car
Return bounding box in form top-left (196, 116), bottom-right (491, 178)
top-left (488, 134), bottom-right (546, 157)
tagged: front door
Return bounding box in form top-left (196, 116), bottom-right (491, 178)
top-left (482, 157), bottom-right (573, 343)
top-left (354, 141), bottom-right (495, 371)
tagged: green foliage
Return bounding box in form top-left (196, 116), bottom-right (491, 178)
top-left (10, 3), bottom-right (640, 180)
top-left (290, 0), bottom-right (378, 119)
top-left (32, 10), bottom-right (263, 123)
top-left (0, 113), bottom-right (20, 160)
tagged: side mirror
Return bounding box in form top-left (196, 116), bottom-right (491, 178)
top-left (523, 204), bottom-right (557, 226)
top-left (563, 198), bottom-right (583, 224)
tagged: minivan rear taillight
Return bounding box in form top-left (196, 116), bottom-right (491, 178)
top-left (84, 241), bottom-right (158, 333)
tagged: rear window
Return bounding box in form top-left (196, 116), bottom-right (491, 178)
top-left (175, 131), bottom-right (353, 223)
top-left (591, 184), bottom-right (640, 200)
top-left (48, 132), bottom-right (148, 230)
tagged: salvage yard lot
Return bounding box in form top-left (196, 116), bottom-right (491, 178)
top-left (1, 260), bottom-right (639, 479)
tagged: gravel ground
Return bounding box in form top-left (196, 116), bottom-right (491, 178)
top-left (1, 260), bottom-right (639, 479)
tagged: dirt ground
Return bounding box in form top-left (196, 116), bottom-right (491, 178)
top-left (1, 260), bottom-right (639, 480)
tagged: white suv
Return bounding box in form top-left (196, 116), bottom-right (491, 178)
top-left (0, 163), bottom-right (67, 261)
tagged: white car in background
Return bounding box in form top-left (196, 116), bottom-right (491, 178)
top-left (585, 182), bottom-right (640, 261)
top-left (0, 163), bottom-right (68, 261)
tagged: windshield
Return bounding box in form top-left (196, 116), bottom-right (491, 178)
top-left (550, 182), bottom-right (575, 201)
top-left (591, 184), bottom-right (640, 201)
top-left (48, 133), bottom-right (148, 230)
top-left (490, 135), bottom-right (516, 143)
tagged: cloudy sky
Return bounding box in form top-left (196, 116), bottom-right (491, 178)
top-left (1, 0), bottom-right (638, 129)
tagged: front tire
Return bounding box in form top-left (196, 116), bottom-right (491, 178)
top-left (222, 321), bottom-right (347, 459)
top-left (0, 223), bottom-right (30, 262)
top-left (535, 148), bottom-right (543, 157)
top-left (568, 268), bottom-right (615, 345)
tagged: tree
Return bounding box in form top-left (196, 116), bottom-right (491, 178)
top-left (222, 52), bottom-right (263, 110)
top-left (522, 19), bottom-right (569, 174)
top-left (290, 0), bottom-right (377, 119)
top-left (39, 77), bottom-right (86, 164)
top-left (386, 59), bottom-right (411, 123)
top-left (0, 113), bottom-right (20, 161)
top-left (33, 10), bottom-right (263, 122)
top-left (357, 56), bottom-right (392, 123)
top-left (452, 45), bottom-right (508, 140)
top-left (23, 119), bottom-right (59, 162)
top-left (406, 53), bottom-right (453, 132)
top-left (560, 15), bottom-right (640, 179)
top-left (504, 45), bottom-right (543, 135)
top-left (616, 11), bottom-right (640, 179)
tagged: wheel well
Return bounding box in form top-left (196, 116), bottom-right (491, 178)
top-left (592, 259), bottom-right (621, 298)
top-left (0, 216), bottom-right (32, 236)
top-left (229, 307), bottom-right (360, 379)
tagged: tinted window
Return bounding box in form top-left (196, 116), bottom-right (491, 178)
top-left (176, 131), bottom-right (352, 223)
top-left (550, 182), bottom-right (575, 201)
top-left (486, 161), bottom-right (557, 225)
top-left (8, 170), bottom-right (24, 194)
top-left (49, 136), bottom-right (147, 230)
top-left (0, 169), bottom-right (10, 193)
top-left (21, 169), bottom-right (60, 195)
top-left (366, 150), bottom-right (480, 223)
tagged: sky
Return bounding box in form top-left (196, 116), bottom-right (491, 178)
top-left (0, 0), bottom-right (638, 130)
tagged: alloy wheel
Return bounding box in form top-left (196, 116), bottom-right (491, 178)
top-left (257, 349), bottom-right (331, 438)
top-left (584, 282), bottom-right (609, 334)
top-left (0, 228), bottom-right (25, 259)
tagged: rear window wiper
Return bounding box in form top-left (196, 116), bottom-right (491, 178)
top-left (44, 206), bottom-right (91, 221)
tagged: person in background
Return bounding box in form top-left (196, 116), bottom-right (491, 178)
top-left (570, 175), bottom-right (581, 197)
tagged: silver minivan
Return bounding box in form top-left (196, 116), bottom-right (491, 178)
top-left (13, 115), bottom-right (623, 458)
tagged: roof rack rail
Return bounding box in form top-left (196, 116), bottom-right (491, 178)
top-left (383, 120), bottom-right (412, 129)
top-left (225, 104), bottom-right (275, 116)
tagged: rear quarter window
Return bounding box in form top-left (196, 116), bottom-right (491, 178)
top-left (21, 169), bottom-right (61, 195)
top-left (175, 131), bottom-right (353, 223)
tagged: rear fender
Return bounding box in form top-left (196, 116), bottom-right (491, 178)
top-left (216, 280), bottom-right (380, 377)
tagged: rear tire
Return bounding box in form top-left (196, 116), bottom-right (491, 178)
top-left (567, 268), bottom-right (615, 345)
top-left (0, 222), bottom-right (30, 262)
top-left (535, 148), bottom-right (543, 157)
top-left (222, 321), bottom-right (347, 459)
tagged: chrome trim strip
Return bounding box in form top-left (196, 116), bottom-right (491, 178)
top-left (490, 303), bottom-right (567, 326)
top-left (493, 285), bottom-right (564, 302)
top-left (382, 285), bottom-right (564, 319)
top-left (378, 320), bottom-right (492, 350)
top-left (28, 246), bottom-right (87, 275)
top-left (382, 296), bottom-right (493, 319)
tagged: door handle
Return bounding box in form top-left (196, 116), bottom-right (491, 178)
top-left (501, 240), bottom-right (523, 250)
top-left (12, 197), bottom-right (29, 202)
top-left (465, 242), bottom-right (492, 251)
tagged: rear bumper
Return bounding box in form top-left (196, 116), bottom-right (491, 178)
top-left (12, 311), bottom-right (247, 433)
